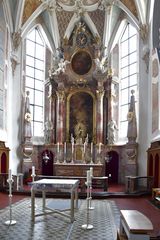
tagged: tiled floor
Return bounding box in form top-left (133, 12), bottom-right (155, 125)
top-left (0, 198), bottom-right (119, 240)
top-left (1, 184), bottom-right (160, 239)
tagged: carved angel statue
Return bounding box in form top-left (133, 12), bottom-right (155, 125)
top-left (94, 57), bottom-right (108, 74)
top-left (53, 58), bottom-right (70, 75)
top-left (49, 57), bottom-right (70, 77)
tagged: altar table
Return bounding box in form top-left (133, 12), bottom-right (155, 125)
top-left (31, 178), bottom-right (79, 223)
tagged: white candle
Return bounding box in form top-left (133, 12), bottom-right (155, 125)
top-left (8, 169), bottom-right (12, 180)
top-left (90, 167), bottom-right (93, 177)
top-left (32, 166), bottom-right (35, 176)
top-left (64, 142), bottom-right (66, 154)
top-left (57, 142), bottom-right (59, 153)
top-left (84, 142), bottom-right (86, 153)
top-left (99, 143), bottom-right (101, 154)
top-left (71, 134), bottom-right (73, 143)
top-left (91, 142), bottom-right (93, 154)
top-left (87, 170), bottom-right (91, 183)
top-left (72, 142), bottom-right (74, 154)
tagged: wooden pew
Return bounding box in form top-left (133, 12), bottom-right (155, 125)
top-left (118, 210), bottom-right (153, 240)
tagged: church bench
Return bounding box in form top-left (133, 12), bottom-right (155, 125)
top-left (118, 210), bottom-right (153, 240)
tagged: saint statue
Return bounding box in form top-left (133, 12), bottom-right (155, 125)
top-left (74, 121), bottom-right (86, 144)
top-left (107, 119), bottom-right (118, 145)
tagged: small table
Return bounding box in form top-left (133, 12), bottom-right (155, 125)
top-left (31, 178), bottom-right (79, 223)
top-left (119, 210), bottom-right (153, 240)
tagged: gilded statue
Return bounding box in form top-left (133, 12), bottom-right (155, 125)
top-left (74, 121), bottom-right (86, 144)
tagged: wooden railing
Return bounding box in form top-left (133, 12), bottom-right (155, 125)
top-left (125, 176), bottom-right (154, 194)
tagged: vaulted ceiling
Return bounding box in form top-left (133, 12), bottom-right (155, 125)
top-left (4, 0), bottom-right (152, 56)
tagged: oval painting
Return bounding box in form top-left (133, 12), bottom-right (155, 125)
top-left (71, 50), bottom-right (92, 75)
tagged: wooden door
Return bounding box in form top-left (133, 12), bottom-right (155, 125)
top-left (1, 152), bottom-right (7, 173)
top-left (42, 150), bottom-right (54, 176)
top-left (105, 151), bottom-right (119, 183)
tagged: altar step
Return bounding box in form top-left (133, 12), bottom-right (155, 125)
top-left (9, 188), bottom-right (151, 199)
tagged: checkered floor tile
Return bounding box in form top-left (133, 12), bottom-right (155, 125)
top-left (0, 198), bottom-right (120, 240)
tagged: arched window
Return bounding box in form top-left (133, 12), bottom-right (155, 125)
top-left (25, 27), bottom-right (45, 137)
top-left (119, 23), bottom-right (138, 140)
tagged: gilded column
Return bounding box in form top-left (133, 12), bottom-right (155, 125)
top-left (96, 86), bottom-right (104, 144)
top-left (56, 89), bottom-right (65, 144)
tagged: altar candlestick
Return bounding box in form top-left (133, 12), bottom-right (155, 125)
top-left (32, 166), bottom-right (35, 176)
top-left (64, 142), bottom-right (66, 154)
top-left (8, 169), bottom-right (12, 180)
top-left (72, 142), bottom-right (74, 154)
top-left (84, 142), bottom-right (86, 153)
top-left (87, 170), bottom-right (91, 184)
top-left (90, 167), bottom-right (93, 177)
top-left (91, 142), bottom-right (93, 154)
top-left (99, 143), bottom-right (101, 154)
top-left (57, 142), bottom-right (59, 153)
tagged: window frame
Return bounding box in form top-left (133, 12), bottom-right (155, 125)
top-left (119, 22), bottom-right (139, 142)
top-left (24, 26), bottom-right (46, 139)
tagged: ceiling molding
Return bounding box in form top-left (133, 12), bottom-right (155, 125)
top-left (147, 0), bottom-right (155, 24)
top-left (15, 0), bottom-right (25, 32)
top-left (108, 18), bottom-right (126, 54)
top-left (134, 0), bottom-right (146, 24)
top-left (2, 0), bottom-right (13, 33)
top-left (48, 9), bottom-right (60, 49)
top-left (103, 5), bottom-right (113, 54)
top-left (116, 1), bottom-right (139, 29)
top-left (21, 2), bottom-right (47, 37)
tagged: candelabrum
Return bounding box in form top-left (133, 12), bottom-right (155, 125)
top-left (71, 150), bottom-right (74, 163)
top-left (63, 151), bottom-right (67, 163)
top-left (31, 173), bottom-right (36, 182)
top-left (81, 181), bottom-right (93, 230)
top-left (88, 179), bottom-right (94, 210)
top-left (55, 149), bottom-right (60, 164)
top-left (5, 177), bottom-right (16, 225)
top-left (90, 153), bottom-right (94, 164)
top-left (97, 152), bottom-right (101, 164)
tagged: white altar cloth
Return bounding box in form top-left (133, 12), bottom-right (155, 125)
top-left (31, 178), bottom-right (79, 223)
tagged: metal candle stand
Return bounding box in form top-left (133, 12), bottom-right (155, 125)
top-left (71, 149), bottom-right (74, 163)
top-left (31, 173), bottom-right (36, 182)
top-left (5, 177), bottom-right (16, 225)
top-left (89, 181), bottom-right (94, 210)
top-left (29, 173), bottom-right (37, 208)
top-left (81, 181), bottom-right (93, 230)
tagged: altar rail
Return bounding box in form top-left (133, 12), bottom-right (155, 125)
top-left (0, 173), bottom-right (23, 191)
top-left (125, 176), bottom-right (154, 194)
top-left (36, 175), bottom-right (108, 192)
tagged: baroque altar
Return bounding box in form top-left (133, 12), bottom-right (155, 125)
top-left (22, 20), bottom-right (138, 184)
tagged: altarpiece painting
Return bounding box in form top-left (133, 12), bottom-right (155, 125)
top-left (68, 91), bottom-right (94, 144)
